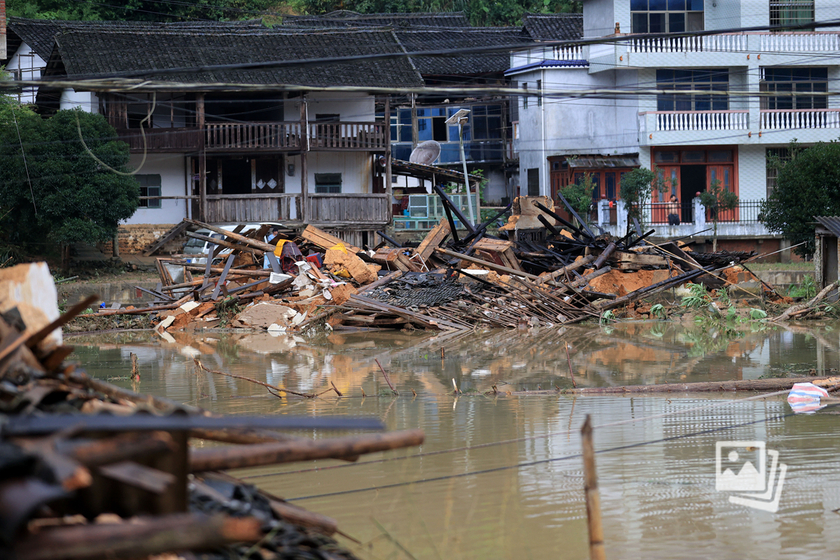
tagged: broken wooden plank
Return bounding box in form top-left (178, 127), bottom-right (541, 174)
top-left (435, 247), bottom-right (539, 280)
top-left (416, 219), bottom-right (451, 261)
top-left (300, 225), bottom-right (361, 253)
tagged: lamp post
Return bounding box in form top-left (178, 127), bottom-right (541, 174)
top-left (445, 109), bottom-right (474, 227)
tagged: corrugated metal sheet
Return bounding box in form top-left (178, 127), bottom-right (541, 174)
top-left (568, 156), bottom-right (640, 169)
top-left (816, 216), bottom-right (840, 237)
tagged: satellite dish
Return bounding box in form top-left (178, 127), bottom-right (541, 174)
top-left (409, 140), bottom-right (441, 165)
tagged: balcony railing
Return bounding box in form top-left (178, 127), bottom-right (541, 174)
top-left (628, 31), bottom-right (840, 55)
top-left (205, 122), bottom-right (302, 151)
top-left (308, 193), bottom-right (390, 224)
top-left (713, 200), bottom-right (763, 223)
top-left (629, 34), bottom-right (747, 53)
top-left (118, 127), bottom-right (202, 152)
top-left (205, 194), bottom-right (300, 223)
top-left (642, 110), bottom-right (749, 132)
top-left (551, 45), bottom-right (585, 60)
top-left (760, 109), bottom-right (840, 130)
top-left (307, 122), bottom-right (387, 150)
top-left (758, 32), bottom-right (840, 52)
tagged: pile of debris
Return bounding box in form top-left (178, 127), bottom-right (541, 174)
top-left (93, 188), bottom-right (780, 333)
top-left (0, 262), bottom-right (423, 559)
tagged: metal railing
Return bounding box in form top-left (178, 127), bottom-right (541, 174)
top-left (640, 202), bottom-right (694, 225)
top-left (712, 200), bottom-right (763, 223)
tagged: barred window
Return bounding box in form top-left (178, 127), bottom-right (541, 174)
top-left (136, 174), bottom-right (161, 209)
top-left (766, 148), bottom-right (792, 197)
top-left (770, 0), bottom-right (814, 29)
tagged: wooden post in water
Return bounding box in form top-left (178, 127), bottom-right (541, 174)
top-left (581, 415), bottom-right (605, 560)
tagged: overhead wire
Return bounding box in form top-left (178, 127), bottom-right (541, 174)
top-left (288, 397), bottom-right (824, 502)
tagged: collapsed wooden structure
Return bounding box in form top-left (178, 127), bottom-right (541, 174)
top-left (0, 269), bottom-right (424, 559)
top-left (101, 187), bottom-right (780, 334)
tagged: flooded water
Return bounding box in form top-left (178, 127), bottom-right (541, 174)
top-left (69, 322), bottom-right (840, 559)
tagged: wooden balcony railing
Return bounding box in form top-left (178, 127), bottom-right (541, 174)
top-left (307, 122), bottom-right (387, 150)
top-left (205, 194), bottom-right (300, 223)
top-left (308, 193), bottom-right (390, 224)
top-left (117, 127), bottom-right (202, 152)
top-left (760, 109), bottom-right (840, 130)
top-left (205, 122), bottom-right (302, 151)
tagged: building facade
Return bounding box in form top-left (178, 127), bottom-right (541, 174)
top-left (509, 2), bottom-right (840, 252)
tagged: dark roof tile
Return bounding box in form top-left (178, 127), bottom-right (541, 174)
top-left (7, 17), bottom-right (265, 61)
top-left (394, 27), bottom-right (524, 75)
top-left (281, 11), bottom-right (470, 28)
top-left (52, 28), bottom-right (424, 88)
top-left (521, 13), bottom-right (583, 42)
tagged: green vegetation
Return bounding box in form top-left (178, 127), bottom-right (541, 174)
top-left (559, 172), bottom-right (594, 226)
top-left (0, 102), bottom-right (139, 266)
top-left (787, 275), bottom-right (817, 299)
top-left (6, 0), bottom-right (278, 21)
top-left (761, 141), bottom-right (840, 258)
top-left (619, 167), bottom-right (655, 232)
top-left (8, 0), bottom-right (583, 27)
top-left (699, 178), bottom-right (738, 252)
top-left (289, 0), bottom-right (582, 26)
top-left (680, 283), bottom-right (712, 309)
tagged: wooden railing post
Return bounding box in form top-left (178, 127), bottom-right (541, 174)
top-left (197, 94), bottom-right (207, 222)
top-left (300, 96), bottom-right (309, 223)
top-left (384, 95), bottom-right (392, 226)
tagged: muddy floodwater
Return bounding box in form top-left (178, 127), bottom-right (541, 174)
top-left (70, 322), bottom-right (840, 559)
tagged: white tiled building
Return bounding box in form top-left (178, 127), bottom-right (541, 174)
top-left (509, 1), bottom-right (840, 249)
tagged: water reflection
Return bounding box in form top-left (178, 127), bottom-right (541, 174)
top-left (68, 322), bottom-right (840, 559)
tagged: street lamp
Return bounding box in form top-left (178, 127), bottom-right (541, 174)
top-left (444, 108), bottom-right (474, 227)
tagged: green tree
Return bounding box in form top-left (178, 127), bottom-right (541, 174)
top-left (620, 167), bottom-right (655, 233)
top-left (699, 179), bottom-right (738, 252)
top-left (559, 172), bottom-right (593, 228)
top-left (6, 0), bottom-right (277, 21)
top-left (761, 141), bottom-right (840, 257)
top-left (287, 0), bottom-right (582, 26)
top-left (0, 104), bottom-right (139, 263)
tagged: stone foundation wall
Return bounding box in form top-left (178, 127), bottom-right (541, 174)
top-left (99, 224), bottom-right (183, 256)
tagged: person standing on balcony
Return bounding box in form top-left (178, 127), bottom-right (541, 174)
top-left (667, 195), bottom-right (681, 226)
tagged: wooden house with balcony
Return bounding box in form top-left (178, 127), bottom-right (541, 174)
top-left (281, 14), bottom-right (529, 225)
top-left (30, 25), bottom-right (424, 247)
top-left (508, 2), bottom-right (840, 256)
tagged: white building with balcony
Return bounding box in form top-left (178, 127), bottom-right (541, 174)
top-left (509, 2), bottom-right (840, 252)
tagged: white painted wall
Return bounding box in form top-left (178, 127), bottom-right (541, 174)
top-left (5, 43), bottom-right (44, 105)
top-left (284, 92), bottom-right (375, 122)
top-left (583, 0), bottom-right (616, 37)
top-left (60, 89), bottom-right (99, 113)
top-left (738, 144), bottom-right (768, 201)
top-left (124, 153), bottom-right (189, 225)
top-left (283, 152), bottom-right (372, 195)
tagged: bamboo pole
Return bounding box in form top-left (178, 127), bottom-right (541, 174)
top-left (581, 415), bottom-right (606, 560)
top-left (189, 429), bottom-right (425, 472)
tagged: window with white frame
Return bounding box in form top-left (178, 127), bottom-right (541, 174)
top-left (136, 174), bottom-right (161, 208)
top-left (631, 0), bottom-right (704, 33)
top-left (315, 173), bottom-right (342, 194)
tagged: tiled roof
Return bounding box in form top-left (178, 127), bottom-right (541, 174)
top-left (394, 27), bottom-right (524, 75)
top-left (51, 28), bottom-right (424, 88)
top-left (521, 13), bottom-right (583, 42)
top-left (6, 17), bottom-right (265, 61)
top-left (816, 216), bottom-right (840, 237)
top-left (282, 11), bottom-right (470, 28)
